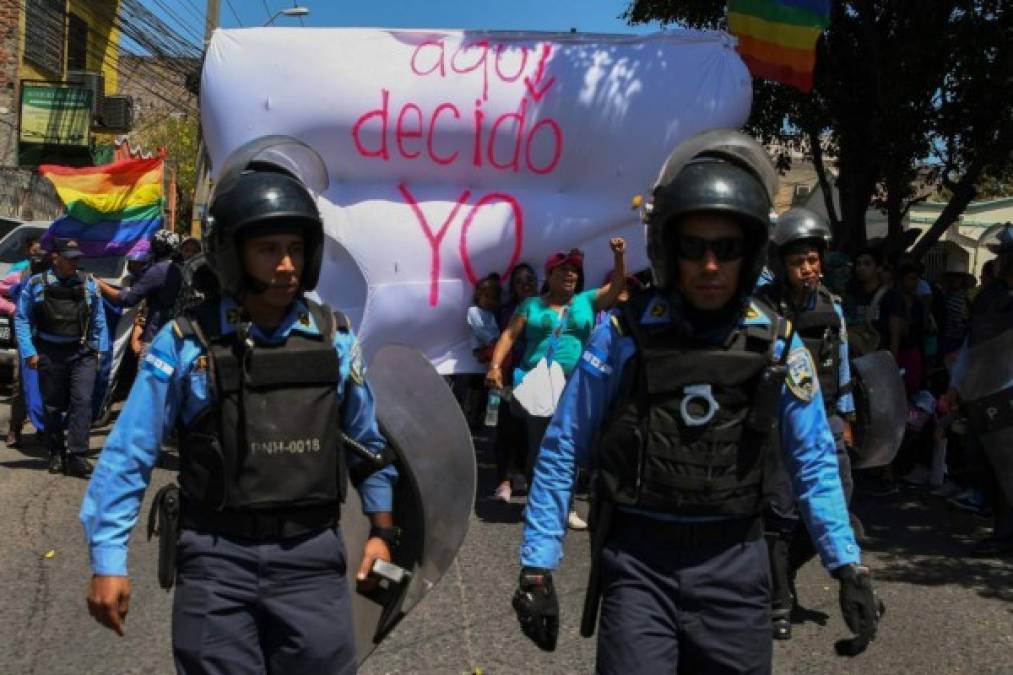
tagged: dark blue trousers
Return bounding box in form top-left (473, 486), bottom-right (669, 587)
top-left (37, 341), bottom-right (96, 457)
top-left (766, 414), bottom-right (853, 614)
top-left (596, 516), bottom-right (772, 675)
top-left (172, 527), bottom-right (356, 675)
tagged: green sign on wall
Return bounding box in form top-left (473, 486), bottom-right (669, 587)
top-left (19, 84), bottom-right (93, 147)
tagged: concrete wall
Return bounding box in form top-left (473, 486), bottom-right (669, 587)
top-left (0, 0), bottom-right (21, 166)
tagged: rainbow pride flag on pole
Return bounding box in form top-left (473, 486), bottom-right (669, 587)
top-left (38, 156), bottom-right (165, 257)
top-left (728, 0), bottom-right (831, 92)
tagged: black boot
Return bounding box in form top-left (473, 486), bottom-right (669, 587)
top-left (772, 615), bottom-right (792, 640)
top-left (48, 453), bottom-right (64, 474)
top-left (766, 531), bottom-right (794, 640)
top-left (64, 454), bottom-right (94, 478)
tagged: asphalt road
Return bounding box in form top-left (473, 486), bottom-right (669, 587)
top-left (0, 401), bottom-right (1010, 674)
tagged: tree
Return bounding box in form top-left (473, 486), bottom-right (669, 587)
top-left (910, 0), bottom-right (1013, 258)
top-left (130, 112), bottom-right (200, 232)
top-left (624, 1), bottom-right (1012, 257)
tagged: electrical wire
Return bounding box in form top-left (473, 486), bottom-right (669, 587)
top-left (225, 0), bottom-right (244, 28)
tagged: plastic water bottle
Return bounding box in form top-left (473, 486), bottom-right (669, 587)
top-left (484, 390), bottom-right (501, 427)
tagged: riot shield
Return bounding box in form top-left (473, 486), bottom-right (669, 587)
top-left (341, 345), bottom-right (476, 664)
top-left (956, 328), bottom-right (1013, 502)
top-left (850, 350), bottom-right (907, 469)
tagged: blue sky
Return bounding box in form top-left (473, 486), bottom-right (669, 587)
top-left (162, 1), bottom-right (664, 40)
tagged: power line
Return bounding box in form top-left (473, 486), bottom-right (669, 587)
top-left (225, 0), bottom-right (243, 27)
top-left (147, 0), bottom-right (207, 46)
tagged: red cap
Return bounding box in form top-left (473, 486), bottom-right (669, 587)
top-left (544, 248), bottom-right (584, 276)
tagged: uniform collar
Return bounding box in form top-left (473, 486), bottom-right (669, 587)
top-left (219, 295), bottom-right (322, 343)
top-left (45, 269), bottom-right (82, 285)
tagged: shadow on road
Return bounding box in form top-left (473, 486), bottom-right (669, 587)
top-left (471, 429), bottom-right (526, 525)
top-left (853, 487), bottom-right (1012, 603)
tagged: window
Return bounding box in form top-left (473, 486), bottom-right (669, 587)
top-left (67, 14), bottom-right (89, 73)
top-left (24, 0), bottom-right (65, 76)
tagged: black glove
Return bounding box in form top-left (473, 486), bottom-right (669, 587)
top-left (512, 567), bottom-right (559, 651)
top-left (834, 564), bottom-right (883, 656)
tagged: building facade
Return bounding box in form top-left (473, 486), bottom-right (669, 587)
top-left (0, 0), bottom-right (122, 221)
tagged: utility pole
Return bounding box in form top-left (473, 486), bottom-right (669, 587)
top-left (204, 0), bottom-right (221, 44)
top-left (191, 0), bottom-right (221, 235)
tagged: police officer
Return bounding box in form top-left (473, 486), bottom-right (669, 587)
top-left (97, 229), bottom-right (183, 359)
top-left (757, 207), bottom-right (857, 640)
top-left (512, 131), bottom-right (880, 673)
top-left (81, 159), bottom-right (398, 673)
top-left (15, 239), bottom-right (107, 477)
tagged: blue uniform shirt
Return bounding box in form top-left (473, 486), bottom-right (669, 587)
top-left (80, 296), bottom-right (397, 576)
top-left (755, 275), bottom-right (854, 415)
top-left (14, 270), bottom-right (108, 358)
top-left (520, 293), bottom-right (859, 572)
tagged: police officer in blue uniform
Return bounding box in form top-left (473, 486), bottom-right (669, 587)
top-left (757, 207), bottom-right (857, 640)
top-left (81, 157), bottom-right (397, 674)
top-left (15, 238), bottom-right (107, 477)
top-left (512, 131), bottom-right (880, 673)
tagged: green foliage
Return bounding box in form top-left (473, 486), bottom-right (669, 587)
top-left (130, 112), bottom-right (199, 232)
top-left (624, 1), bottom-right (1013, 255)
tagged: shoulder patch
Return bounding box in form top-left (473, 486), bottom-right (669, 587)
top-left (580, 344), bottom-right (613, 378)
top-left (744, 301), bottom-right (773, 326)
top-left (348, 339), bottom-right (365, 385)
top-left (641, 297), bottom-right (670, 325)
top-left (142, 349), bottom-right (176, 383)
top-left (786, 347), bottom-right (818, 402)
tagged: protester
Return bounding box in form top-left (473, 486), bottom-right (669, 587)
top-left (492, 264), bottom-right (538, 502)
top-left (842, 247), bottom-right (903, 356)
top-left (8, 236), bottom-right (40, 276)
top-left (938, 223), bottom-right (1013, 558)
top-left (3, 242), bottom-right (44, 447)
top-left (968, 259), bottom-right (996, 303)
top-left (14, 239), bottom-right (108, 477)
top-left (895, 261), bottom-right (928, 395)
top-left (461, 273), bottom-right (503, 428)
top-left (486, 239), bottom-right (627, 528)
top-left (939, 258), bottom-right (973, 360)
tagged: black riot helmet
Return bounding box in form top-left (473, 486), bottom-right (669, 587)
top-left (768, 207), bottom-right (833, 280)
top-left (205, 136), bottom-right (329, 298)
top-left (641, 129), bottom-right (778, 297)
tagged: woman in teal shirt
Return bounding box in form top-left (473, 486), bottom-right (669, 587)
top-left (486, 238), bottom-right (627, 528)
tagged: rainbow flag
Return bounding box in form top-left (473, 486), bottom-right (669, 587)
top-left (38, 156), bottom-right (165, 257)
top-left (728, 0), bottom-right (831, 92)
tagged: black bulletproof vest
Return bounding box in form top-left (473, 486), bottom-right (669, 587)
top-left (595, 297), bottom-right (788, 518)
top-left (33, 273), bottom-right (89, 338)
top-left (176, 301), bottom-right (348, 512)
top-left (789, 287), bottom-right (842, 407)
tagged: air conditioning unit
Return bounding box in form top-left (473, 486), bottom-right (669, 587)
top-left (66, 70), bottom-right (105, 117)
top-left (101, 95), bottom-right (134, 132)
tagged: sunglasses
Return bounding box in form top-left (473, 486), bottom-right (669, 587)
top-left (676, 235), bottom-right (745, 262)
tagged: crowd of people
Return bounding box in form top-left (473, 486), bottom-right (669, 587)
top-left (831, 238), bottom-right (1011, 557)
top-left (455, 198), bottom-right (1010, 665)
top-left (0, 129), bottom-right (1007, 674)
top-left (1, 230), bottom-right (205, 477)
top-left (458, 215), bottom-right (1012, 559)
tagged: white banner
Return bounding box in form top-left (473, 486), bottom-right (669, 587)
top-left (201, 27), bottom-right (752, 371)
